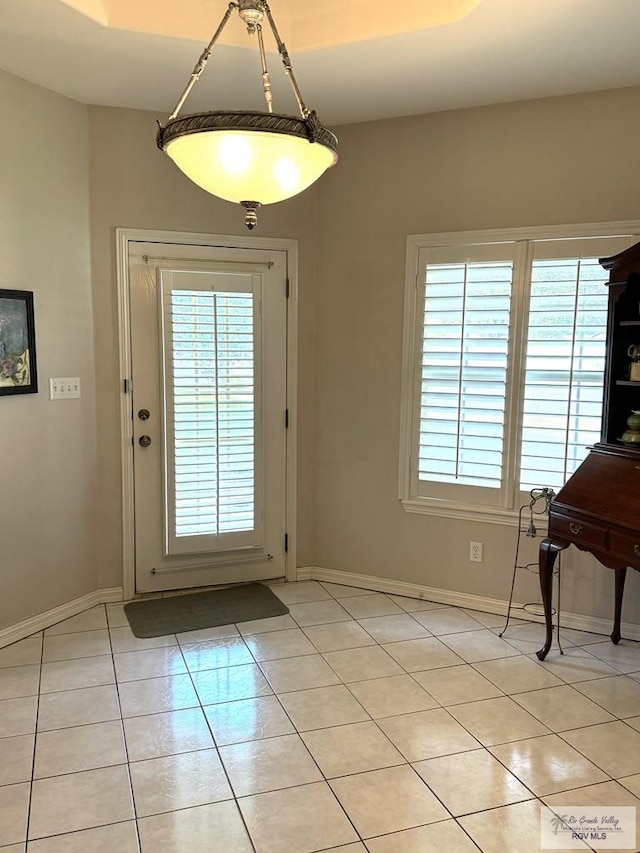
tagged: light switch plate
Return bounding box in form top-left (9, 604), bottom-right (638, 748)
top-left (49, 377), bottom-right (81, 399)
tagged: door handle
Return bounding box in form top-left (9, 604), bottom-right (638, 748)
top-left (138, 435), bottom-right (152, 448)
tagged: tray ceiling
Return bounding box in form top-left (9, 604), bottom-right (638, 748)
top-left (2, 0), bottom-right (640, 125)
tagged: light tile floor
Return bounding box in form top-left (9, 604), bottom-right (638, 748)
top-left (2, 581), bottom-right (640, 852)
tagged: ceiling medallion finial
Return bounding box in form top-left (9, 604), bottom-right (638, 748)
top-left (156, 1), bottom-right (338, 230)
top-left (237, 0), bottom-right (264, 30)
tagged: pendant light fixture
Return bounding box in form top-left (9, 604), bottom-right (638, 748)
top-left (156, 0), bottom-right (339, 229)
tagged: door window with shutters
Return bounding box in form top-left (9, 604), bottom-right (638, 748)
top-left (160, 268), bottom-right (263, 555)
top-left (400, 226), bottom-right (640, 519)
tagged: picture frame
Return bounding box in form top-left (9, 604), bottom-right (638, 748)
top-left (0, 289), bottom-right (38, 396)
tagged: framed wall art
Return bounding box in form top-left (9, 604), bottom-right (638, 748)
top-left (0, 289), bottom-right (38, 396)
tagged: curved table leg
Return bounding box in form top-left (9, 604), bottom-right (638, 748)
top-left (536, 539), bottom-right (563, 661)
top-left (611, 566), bottom-right (627, 645)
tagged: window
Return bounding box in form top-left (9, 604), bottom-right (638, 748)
top-left (400, 224), bottom-right (640, 522)
top-left (160, 268), bottom-right (263, 555)
top-left (520, 252), bottom-right (608, 492)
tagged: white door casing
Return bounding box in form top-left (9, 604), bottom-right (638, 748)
top-left (116, 229), bottom-right (298, 598)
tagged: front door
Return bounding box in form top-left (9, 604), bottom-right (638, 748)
top-left (127, 239), bottom-right (288, 593)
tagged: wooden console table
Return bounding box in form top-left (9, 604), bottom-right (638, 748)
top-left (536, 443), bottom-right (640, 660)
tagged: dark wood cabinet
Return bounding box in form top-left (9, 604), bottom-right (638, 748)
top-left (537, 241), bottom-right (640, 660)
top-left (600, 242), bottom-right (640, 445)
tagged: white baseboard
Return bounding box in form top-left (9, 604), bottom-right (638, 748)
top-left (0, 587), bottom-right (124, 649)
top-left (6, 567), bottom-right (640, 651)
top-left (297, 566), bottom-right (640, 643)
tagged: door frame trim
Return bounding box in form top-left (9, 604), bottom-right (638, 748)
top-left (116, 227), bottom-right (298, 600)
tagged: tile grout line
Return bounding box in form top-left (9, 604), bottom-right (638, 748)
top-left (23, 605), bottom-right (139, 848)
top-left (233, 612), bottom-right (367, 849)
top-left (106, 603), bottom-right (144, 853)
top-left (267, 596), bottom-right (393, 848)
top-left (22, 627), bottom-right (44, 849)
top-left (174, 620), bottom-right (259, 853)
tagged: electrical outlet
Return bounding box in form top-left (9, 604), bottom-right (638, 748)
top-left (49, 377), bottom-right (81, 400)
top-left (470, 541), bottom-right (483, 562)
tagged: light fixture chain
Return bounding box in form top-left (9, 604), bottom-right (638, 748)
top-left (255, 24), bottom-right (274, 113)
top-left (167, 1), bottom-right (238, 121)
top-left (262, 1), bottom-right (308, 118)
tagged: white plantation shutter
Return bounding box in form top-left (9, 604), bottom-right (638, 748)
top-left (519, 236), bottom-right (633, 493)
top-left (415, 244), bottom-right (515, 504)
top-left (403, 228), bottom-right (639, 517)
top-left (520, 258), bottom-right (607, 491)
top-left (160, 268), bottom-right (263, 556)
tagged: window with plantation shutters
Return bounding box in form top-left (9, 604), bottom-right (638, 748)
top-left (400, 226), bottom-right (639, 520)
top-left (160, 268), bottom-right (263, 555)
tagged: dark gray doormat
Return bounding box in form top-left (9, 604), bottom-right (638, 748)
top-left (124, 583), bottom-right (289, 638)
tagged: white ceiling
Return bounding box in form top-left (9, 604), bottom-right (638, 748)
top-left (2, 0), bottom-right (640, 126)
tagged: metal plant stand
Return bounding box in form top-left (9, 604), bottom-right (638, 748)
top-left (499, 487), bottom-right (563, 654)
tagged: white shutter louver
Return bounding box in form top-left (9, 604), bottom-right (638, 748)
top-left (160, 269), bottom-right (263, 555)
top-left (520, 257), bottom-right (608, 491)
top-left (418, 253), bottom-right (513, 499)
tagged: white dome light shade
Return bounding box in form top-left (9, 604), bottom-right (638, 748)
top-left (159, 111), bottom-right (338, 206)
top-left (156, 2), bottom-right (339, 229)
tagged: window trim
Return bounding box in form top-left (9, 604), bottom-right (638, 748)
top-left (399, 220), bottom-right (640, 524)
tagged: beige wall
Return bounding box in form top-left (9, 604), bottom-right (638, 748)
top-left (4, 74), bottom-right (640, 632)
top-left (88, 106), bottom-right (320, 590)
top-left (0, 71), bottom-right (96, 630)
top-left (315, 86), bottom-right (640, 623)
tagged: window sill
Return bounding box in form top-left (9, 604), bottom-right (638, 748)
top-left (401, 497), bottom-right (550, 531)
